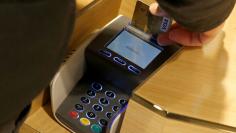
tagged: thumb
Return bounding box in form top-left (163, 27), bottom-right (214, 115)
top-left (157, 32), bottom-right (176, 46)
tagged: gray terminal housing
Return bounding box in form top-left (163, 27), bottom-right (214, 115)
top-left (55, 16), bottom-right (182, 133)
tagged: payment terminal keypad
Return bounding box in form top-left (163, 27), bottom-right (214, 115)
top-left (56, 78), bottom-right (129, 133)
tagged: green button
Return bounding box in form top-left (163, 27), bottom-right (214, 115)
top-left (91, 124), bottom-right (102, 133)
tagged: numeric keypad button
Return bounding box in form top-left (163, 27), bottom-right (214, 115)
top-left (105, 91), bottom-right (116, 99)
top-left (87, 90), bottom-right (96, 98)
top-left (99, 119), bottom-right (108, 127)
top-left (119, 99), bottom-right (128, 106)
top-left (99, 98), bottom-right (109, 106)
top-left (106, 112), bottom-right (113, 119)
top-left (112, 105), bottom-right (120, 112)
top-left (75, 104), bottom-right (84, 112)
top-left (93, 104), bottom-right (103, 112)
top-left (91, 82), bottom-right (103, 92)
top-left (81, 97), bottom-right (90, 104)
top-left (86, 112), bottom-right (96, 119)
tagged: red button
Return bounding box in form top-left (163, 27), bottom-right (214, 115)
top-left (69, 111), bottom-right (79, 119)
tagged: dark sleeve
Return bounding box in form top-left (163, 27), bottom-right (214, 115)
top-left (0, 0), bottom-right (75, 125)
top-left (157, 0), bottom-right (236, 32)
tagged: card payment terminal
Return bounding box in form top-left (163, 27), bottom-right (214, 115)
top-left (52, 1), bottom-right (182, 133)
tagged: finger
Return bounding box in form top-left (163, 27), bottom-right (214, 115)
top-left (169, 29), bottom-right (203, 46)
top-left (156, 23), bottom-right (180, 46)
top-left (157, 32), bottom-right (176, 46)
top-left (149, 3), bottom-right (168, 16)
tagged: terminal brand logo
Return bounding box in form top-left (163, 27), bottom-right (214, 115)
top-left (160, 17), bottom-right (171, 32)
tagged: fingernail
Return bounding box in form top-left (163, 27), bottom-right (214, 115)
top-left (149, 3), bottom-right (167, 16)
top-left (149, 3), bottom-right (159, 16)
top-left (157, 34), bottom-right (173, 46)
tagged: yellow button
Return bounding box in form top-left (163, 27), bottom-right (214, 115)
top-left (80, 118), bottom-right (90, 126)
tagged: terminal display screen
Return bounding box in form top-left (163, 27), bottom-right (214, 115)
top-left (107, 30), bottom-right (161, 69)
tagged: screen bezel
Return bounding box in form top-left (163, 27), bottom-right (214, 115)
top-left (104, 28), bottom-right (163, 69)
top-left (104, 29), bottom-right (163, 70)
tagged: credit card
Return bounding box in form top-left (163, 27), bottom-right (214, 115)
top-left (131, 1), bottom-right (172, 36)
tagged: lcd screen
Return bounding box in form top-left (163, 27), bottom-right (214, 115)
top-left (107, 30), bottom-right (161, 69)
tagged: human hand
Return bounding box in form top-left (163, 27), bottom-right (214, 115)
top-left (149, 3), bottom-right (224, 47)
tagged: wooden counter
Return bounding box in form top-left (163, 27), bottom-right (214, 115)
top-left (121, 99), bottom-right (231, 133)
top-left (120, 0), bottom-right (236, 132)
